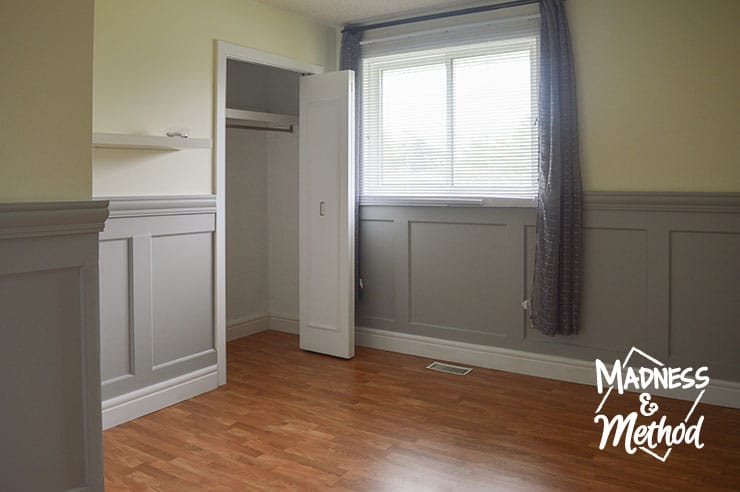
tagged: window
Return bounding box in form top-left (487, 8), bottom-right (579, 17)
top-left (360, 17), bottom-right (539, 205)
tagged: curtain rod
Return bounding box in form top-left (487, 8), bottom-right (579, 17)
top-left (359, 13), bottom-right (539, 46)
top-left (342, 0), bottom-right (540, 34)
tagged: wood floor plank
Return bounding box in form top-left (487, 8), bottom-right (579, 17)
top-left (104, 330), bottom-right (740, 491)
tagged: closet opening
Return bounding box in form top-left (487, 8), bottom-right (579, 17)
top-left (214, 42), bottom-right (324, 384)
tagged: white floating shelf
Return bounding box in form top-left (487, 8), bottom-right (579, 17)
top-left (225, 108), bottom-right (298, 128)
top-left (92, 133), bottom-right (212, 151)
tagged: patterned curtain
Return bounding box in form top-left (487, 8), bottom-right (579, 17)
top-left (530, 0), bottom-right (583, 336)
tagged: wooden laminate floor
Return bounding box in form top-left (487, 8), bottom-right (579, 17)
top-left (104, 331), bottom-right (740, 491)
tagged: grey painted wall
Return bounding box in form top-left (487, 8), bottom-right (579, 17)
top-left (357, 194), bottom-right (740, 382)
top-left (99, 191), bottom-right (740, 407)
top-left (99, 201), bottom-right (217, 401)
top-left (0, 201), bottom-right (107, 491)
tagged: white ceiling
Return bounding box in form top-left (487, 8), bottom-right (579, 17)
top-left (254, 0), bottom-right (488, 27)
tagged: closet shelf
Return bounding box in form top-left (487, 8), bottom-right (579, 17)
top-left (225, 108), bottom-right (298, 128)
top-left (92, 133), bottom-right (212, 150)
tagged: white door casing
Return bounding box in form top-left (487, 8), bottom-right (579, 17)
top-left (214, 41), bottom-right (324, 384)
top-left (299, 71), bottom-right (356, 359)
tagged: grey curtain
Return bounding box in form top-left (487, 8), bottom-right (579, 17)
top-left (530, 0), bottom-right (583, 336)
top-left (340, 30), bottom-right (363, 301)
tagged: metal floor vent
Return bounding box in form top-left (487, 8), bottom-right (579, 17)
top-left (426, 361), bottom-right (473, 376)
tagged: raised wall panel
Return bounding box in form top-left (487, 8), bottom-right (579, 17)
top-left (358, 219), bottom-right (396, 322)
top-left (409, 221), bottom-right (510, 338)
top-left (670, 231), bottom-right (740, 376)
top-left (0, 268), bottom-right (86, 490)
top-left (0, 200), bottom-right (107, 491)
top-left (526, 227), bottom-right (650, 353)
top-left (98, 196), bottom-right (217, 427)
top-left (99, 238), bottom-right (132, 383)
top-left (357, 194), bottom-right (740, 385)
top-left (152, 232), bottom-right (214, 367)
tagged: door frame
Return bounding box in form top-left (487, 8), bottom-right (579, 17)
top-left (214, 41), bottom-right (324, 384)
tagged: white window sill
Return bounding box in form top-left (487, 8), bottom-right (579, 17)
top-left (359, 197), bottom-right (536, 208)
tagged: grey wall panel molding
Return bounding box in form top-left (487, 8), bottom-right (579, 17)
top-left (583, 192), bottom-right (740, 213)
top-left (358, 192), bottom-right (740, 382)
top-left (408, 221), bottom-right (511, 340)
top-left (357, 219), bottom-right (396, 324)
top-left (525, 227), bottom-right (652, 354)
top-left (151, 233), bottom-right (214, 367)
top-left (0, 199), bottom-right (109, 238)
top-left (99, 196), bottom-right (216, 404)
top-left (99, 238), bottom-right (134, 385)
top-left (0, 200), bottom-right (106, 490)
top-left (102, 195), bottom-right (217, 218)
top-left (669, 230), bottom-right (740, 376)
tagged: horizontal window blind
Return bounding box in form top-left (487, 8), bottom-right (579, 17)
top-left (360, 16), bottom-right (540, 205)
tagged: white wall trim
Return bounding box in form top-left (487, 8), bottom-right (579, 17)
top-left (356, 326), bottom-right (740, 409)
top-left (0, 200), bottom-right (109, 238)
top-left (221, 320), bottom-right (740, 409)
top-left (357, 326), bottom-right (594, 382)
top-left (217, 41), bottom-right (325, 76)
top-left (223, 314), bottom-right (300, 340)
top-left (215, 40), bottom-right (325, 386)
top-left (227, 315), bottom-right (270, 341)
top-left (101, 365), bottom-right (218, 430)
top-left (269, 314), bottom-right (299, 334)
top-left (225, 314), bottom-right (298, 338)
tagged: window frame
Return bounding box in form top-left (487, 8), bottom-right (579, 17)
top-left (360, 35), bottom-right (540, 208)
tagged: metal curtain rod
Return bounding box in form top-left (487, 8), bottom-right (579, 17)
top-left (359, 13), bottom-right (539, 46)
top-left (226, 123), bottom-right (295, 133)
top-left (342, 0), bottom-right (540, 34)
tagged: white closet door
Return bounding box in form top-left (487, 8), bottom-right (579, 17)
top-left (299, 70), bottom-right (355, 359)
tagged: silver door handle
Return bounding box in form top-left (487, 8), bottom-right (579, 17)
top-left (319, 201), bottom-right (326, 216)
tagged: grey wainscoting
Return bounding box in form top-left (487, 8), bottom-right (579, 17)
top-left (98, 196), bottom-right (217, 422)
top-left (358, 193), bottom-right (740, 382)
top-left (0, 200), bottom-right (108, 492)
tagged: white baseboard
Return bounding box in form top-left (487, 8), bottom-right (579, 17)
top-left (269, 314), bottom-right (299, 334)
top-left (196, 322), bottom-right (740, 410)
top-left (355, 326), bottom-right (740, 410)
top-left (225, 314), bottom-right (298, 341)
top-left (227, 315), bottom-right (270, 341)
top-left (101, 365), bottom-right (218, 430)
top-left (356, 326), bottom-right (595, 383)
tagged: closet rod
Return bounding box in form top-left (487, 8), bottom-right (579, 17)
top-left (226, 123), bottom-right (294, 133)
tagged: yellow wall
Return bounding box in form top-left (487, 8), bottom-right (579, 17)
top-left (0, 0), bottom-right (94, 202)
top-left (87, 0), bottom-right (740, 197)
top-left (92, 0), bottom-right (337, 197)
top-left (568, 0), bottom-right (740, 192)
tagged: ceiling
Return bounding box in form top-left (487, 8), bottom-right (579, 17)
top-left (254, 0), bottom-right (488, 27)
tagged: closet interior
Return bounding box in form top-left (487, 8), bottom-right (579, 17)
top-left (225, 59), bottom-right (302, 335)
